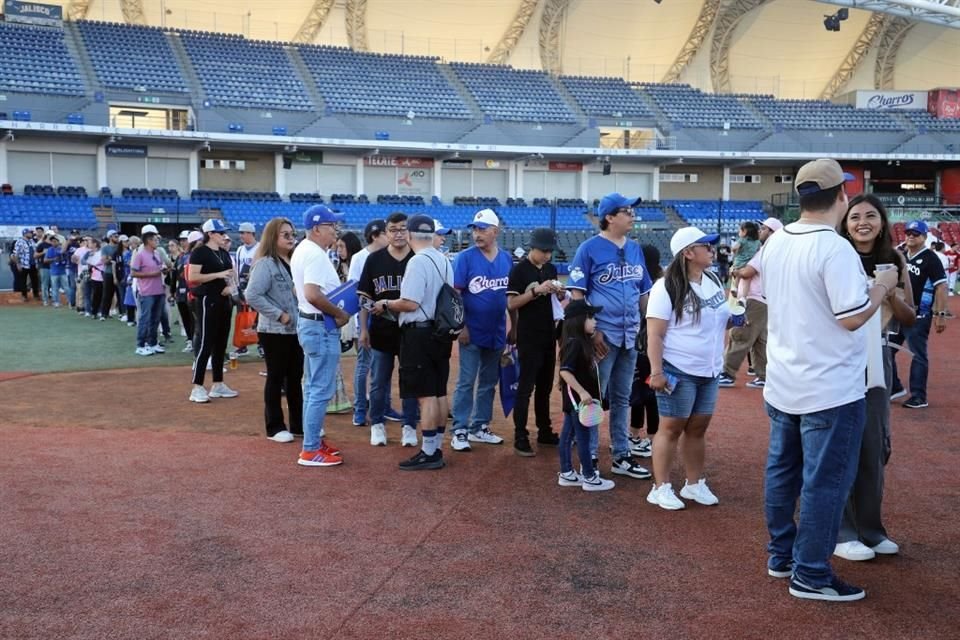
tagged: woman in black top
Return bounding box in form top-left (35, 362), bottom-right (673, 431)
top-left (187, 222), bottom-right (238, 403)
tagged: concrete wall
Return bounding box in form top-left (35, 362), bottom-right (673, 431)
top-left (198, 150), bottom-right (275, 192)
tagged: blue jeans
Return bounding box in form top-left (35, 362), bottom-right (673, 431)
top-left (764, 399), bottom-right (866, 587)
top-left (82, 279), bottom-right (93, 314)
top-left (353, 344), bottom-right (372, 415)
top-left (49, 273), bottom-right (68, 305)
top-left (452, 342), bottom-right (501, 433)
top-left (66, 272), bottom-right (77, 307)
top-left (559, 412), bottom-right (595, 477)
top-left (890, 314), bottom-right (931, 402)
top-left (590, 337), bottom-right (637, 460)
top-left (298, 320), bottom-right (340, 452)
top-left (39, 269), bottom-right (51, 304)
top-left (136, 294), bottom-right (164, 347)
top-left (369, 348), bottom-right (418, 426)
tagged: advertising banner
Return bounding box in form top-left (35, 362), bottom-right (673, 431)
top-left (855, 91), bottom-right (928, 110)
top-left (3, 1), bottom-right (63, 26)
top-left (364, 156), bottom-right (434, 169)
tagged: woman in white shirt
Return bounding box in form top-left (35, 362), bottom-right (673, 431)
top-left (645, 227), bottom-right (730, 510)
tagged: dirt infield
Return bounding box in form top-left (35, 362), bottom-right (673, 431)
top-left (3, 312), bottom-right (960, 639)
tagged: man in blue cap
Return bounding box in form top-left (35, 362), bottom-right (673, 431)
top-left (291, 205), bottom-right (352, 468)
top-left (568, 193), bottom-right (653, 480)
top-left (889, 219), bottom-right (948, 408)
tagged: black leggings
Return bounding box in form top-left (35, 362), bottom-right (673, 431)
top-left (177, 300), bottom-right (195, 341)
top-left (192, 294), bottom-right (231, 385)
top-left (259, 331), bottom-right (304, 436)
top-left (100, 275), bottom-right (114, 317)
top-left (90, 280), bottom-right (103, 317)
top-left (630, 353), bottom-right (659, 435)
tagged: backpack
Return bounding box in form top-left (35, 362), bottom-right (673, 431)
top-left (425, 255), bottom-right (465, 342)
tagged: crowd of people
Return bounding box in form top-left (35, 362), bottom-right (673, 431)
top-left (6, 158), bottom-right (954, 603)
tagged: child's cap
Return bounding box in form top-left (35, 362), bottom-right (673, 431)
top-left (565, 299), bottom-right (603, 320)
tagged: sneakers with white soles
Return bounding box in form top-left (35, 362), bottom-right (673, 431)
top-left (150, 344), bottom-right (165, 354)
top-left (647, 483), bottom-right (685, 510)
top-left (611, 456), bottom-right (652, 479)
top-left (370, 423), bottom-right (387, 446)
top-left (630, 437), bottom-right (652, 458)
top-left (208, 382), bottom-right (238, 398)
top-left (467, 426), bottom-right (503, 444)
top-left (451, 431), bottom-right (471, 451)
top-left (580, 471), bottom-right (615, 492)
top-left (268, 430), bottom-right (294, 443)
top-left (401, 425), bottom-right (417, 447)
top-left (135, 346), bottom-right (153, 356)
top-left (834, 540), bottom-right (876, 561)
top-left (557, 470), bottom-right (581, 487)
top-left (189, 386), bottom-right (210, 403)
top-left (680, 479), bottom-right (719, 505)
top-left (871, 538), bottom-right (899, 555)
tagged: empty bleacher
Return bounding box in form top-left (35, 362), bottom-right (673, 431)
top-left (0, 22), bottom-right (84, 97)
top-left (76, 21), bottom-right (188, 94)
top-left (899, 110), bottom-right (960, 133)
top-left (667, 199), bottom-right (766, 235)
top-left (559, 76), bottom-right (654, 119)
top-left (748, 95), bottom-right (903, 131)
top-left (450, 63), bottom-right (576, 123)
top-left (641, 84), bottom-right (763, 130)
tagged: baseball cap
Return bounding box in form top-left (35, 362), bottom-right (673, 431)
top-left (238, 222), bottom-right (256, 233)
top-left (141, 224), bottom-right (159, 235)
top-left (178, 230), bottom-right (191, 240)
top-left (467, 208), bottom-right (500, 229)
top-left (187, 230), bottom-right (204, 243)
top-left (760, 217), bottom-right (783, 233)
top-left (106, 229), bottom-right (118, 238)
top-left (302, 205), bottom-right (344, 230)
top-left (905, 220), bottom-right (929, 235)
top-left (408, 215), bottom-right (436, 234)
top-left (670, 226), bottom-right (720, 256)
top-left (21, 228), bottom-right (31, 235)
top-left (795, 159), bottom-right (855, 196)
top-left (598, 192), bottom-right (642, 217)
top-left (564, 299), bottom-right (603, 320)
top-left (201, 218), bottom-right (229, 233)
top-left (434, 219), bottom-right (453, 235)
top-left (529, 227), bottom-right (557, 251)
top-left (363, 219), bottom-right (386, 243)
top-left (118, 234), bottom-right (129, 242)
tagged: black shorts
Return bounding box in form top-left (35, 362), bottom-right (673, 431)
top-left (399, 325), bottom-right (452, 399)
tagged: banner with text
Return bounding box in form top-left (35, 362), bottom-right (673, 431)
top-left (4, 0), bottom-right (63, 26)
top-left (364, 156), bottom-right (434, 169)
top-left (854, 91), bottom-right (928, 110)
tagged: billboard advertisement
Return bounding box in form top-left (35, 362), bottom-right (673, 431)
top-left (3, 1), bottom-right (63, 26)
top-left (854, 91), bottom-right (928, 110)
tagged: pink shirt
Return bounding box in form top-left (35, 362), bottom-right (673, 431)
top-left (131, 247), bottom-right (166, 296)
top-left (89, 251), bottom-right (103, 282)
top-left (739, 247), bottom-right (765, 302)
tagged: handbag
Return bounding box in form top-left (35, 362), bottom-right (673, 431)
top-left (567, 363), bottom-right (604, 427)
top-left (232, 304), bottom-right (259, 348)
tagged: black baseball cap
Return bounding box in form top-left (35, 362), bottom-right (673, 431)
top-left (564, 299), bottom-right (602, 319)
top-left (529, 227), bottom-right (557, 251)
top-left (408, 215), bottom-right (436, 234)
top-left (364, 219), bottom-right (386, 243)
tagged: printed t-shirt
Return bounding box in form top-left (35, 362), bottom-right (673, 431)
top-left (358, 246), bottom-right (413, 354)
top-left (453, 245), bottom-right (512, 350)
top-left (507, 257), bottom-right (558, 346)
top-left (46, 247), bottom-right (67, 276)
top-left (559, 337), bottom-right (601, 414)
top-left (903, 247), bottom-right (947, 315)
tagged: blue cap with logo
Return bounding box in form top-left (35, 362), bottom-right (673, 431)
top-left (21, 227), bottom-right (32, 235)
top-left (597, 193), bottom-right (642, 217)
top-left (201, 218), bottom-right (230, 233)
top-left (302, 205), bottom-right (344, 230)
top-left (905, 220), bottom-right (929, 235)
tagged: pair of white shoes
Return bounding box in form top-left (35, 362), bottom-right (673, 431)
top-left (558, 470), bottom-right (615, 492)
top-left (647, 479), bottom-right (719, 510)
top-left (834, 539), bottom-right (900, 561)
top-left (189, 383), bottom-right (239, 403)
top-left (370, 423), bottom-right (418, 447)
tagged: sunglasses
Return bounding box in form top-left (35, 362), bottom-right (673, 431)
top-left (904, 231), bottom-right (922, 237)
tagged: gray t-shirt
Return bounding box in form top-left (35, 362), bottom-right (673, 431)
top-left (399, 246), bottom-right (453, 326)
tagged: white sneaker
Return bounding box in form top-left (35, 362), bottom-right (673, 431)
top-left (871, 538), bottom-right (899, 555)
top-left (647, 483), bottom-right (685, 510)
top-left (557, 470), bottom-right (581, 487)
top-left (150, 344), bottom-right (165, 354)
top-left (208, 382), bottom-right (238, 398)
top-left (680, 479), bottom-right (720, 506)
top-left (370, 423), bottom-right (387, 446)
top-left (467, 426), bottom-right (504, 444)
top-left (580, 471), bottom-right (615, 492)
top-left (401, 425), bottom-right (417, 447)
top-left (834, 540), bottom-right (876, 561)
top-left (189, 386), bottom-right (210, 403)
top-left (630, 437), bottom-right (652, 458)
top-left (182, 341), bottom-right (193, 353)
top-left (268, 430), bottom-right (294, 443)
top-left (451, 431), bottom-right (471, 451)
top-left (135, 346), bottom-right (153, 356)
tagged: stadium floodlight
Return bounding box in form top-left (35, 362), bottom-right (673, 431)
top-left (3, 130), bottom-right (14, 142)
top-left (824, 13), bottom-right (842, 30)
top-left (837, 8), bottom-right (849, 20)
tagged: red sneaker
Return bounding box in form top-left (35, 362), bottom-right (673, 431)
top-left (298, 449), bottom-right (343, 467)
top-left (319, 440), bottom-right (341, 456)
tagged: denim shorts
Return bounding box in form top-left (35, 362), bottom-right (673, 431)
top-left (655, 361), bottom-right (719, 418)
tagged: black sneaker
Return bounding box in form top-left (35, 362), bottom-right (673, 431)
top-left (611, 456), bottom-right (652, 479)
top-left (536, 431), bottom-right (559, 446)
top-left (768, 560), bottom-right (793, 579)
top-left (717, 374), bottom-right (735, 387)
top-left (902, 397), bottom-right (928, 409)
top-left (399, 450), bottom-right (445, 471)
top-left (747, 366), bottom-right (757, 376)
top-left (788, 576), bottom-right (865, 602)
top-left (514, 438), bottom-right (535, 457)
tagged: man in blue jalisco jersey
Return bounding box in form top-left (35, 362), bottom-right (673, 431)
top-left (450, 209), bottom-right (516, 452)
top-left (567, 193), bottom-right (654, 481)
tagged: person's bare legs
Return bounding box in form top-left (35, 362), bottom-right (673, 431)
top-left (680, 414), bottom-right (713, 483)
top-left (652, 417), bottom-right (686, 485)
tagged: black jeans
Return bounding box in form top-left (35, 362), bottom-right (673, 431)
top-left (13, 266), bottom-right (28, 296)
top-left (259, 331), bottom-right (304, 436)
top-left (512, 339), bottom-right (556, 439)
top-left (100, 274), bottom-right (115, 317)
top-left (90, 280), bottom-right (103, 317)
top-left (177, 300), bottom-right (195, 341)
top-left (630, 352), bottom-right (659, 435)
top-left (192, 294), bottom-right (230, 385)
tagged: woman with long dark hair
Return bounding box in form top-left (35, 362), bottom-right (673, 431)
top-left (245, 217), bottom-right (303, 443)
top-left (336, 232), bottom-right (362, 282)
top-left (834, 193), bottom-right (915, 560)
top-left (646, 227), bottom-right (729, 510)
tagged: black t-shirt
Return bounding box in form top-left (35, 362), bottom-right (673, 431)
top-left (36, 241), bottom-right (51, 268)
top-left (507, 258), bottom-right (558, 345)
top-left (559, 337), bottom-right (601, 414)
top-left (358, 247), bottom-right (413, 354)
top-left (903, 247), bottom-right (947, 314)
top-left (189, 245), bottom-right (232, 297)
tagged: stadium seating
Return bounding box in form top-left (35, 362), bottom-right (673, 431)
top-left (559, 76), bottom-right (654, 119)
top-left (640, 84), bottom-right (763, 130)
top-left (667, 199), bottom-right (766, 235)
top-left (0, 194), bottom-right (97, 228)
top-left (179, 31), bottom-right (312, 111)
top-left (747, 95), bottom-right (903, 131)
top-left (76, 21), bottom-right (187, 93)
top-left (0, 23), bottom-right (84, 96)
top-left (900, 110), bottom-right (960, 133)
top-left (298, 46), bottom-right (470, 119)
top-left (450, 63), bottom-right (576, 123)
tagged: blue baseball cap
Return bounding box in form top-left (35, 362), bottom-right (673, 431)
top-left (905, 220), bottom-right (929, 235)
top-left (21, 227), bottom-right (32, 235)
top-left (597, 193), bottom-right (642, 217)
top-left (201, 218), bottom-right (230, 233)
top-left (302, 205), bottom-right (344, 230)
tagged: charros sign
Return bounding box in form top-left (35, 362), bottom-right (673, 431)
top-left (855, 91), bottom-right (928, 110)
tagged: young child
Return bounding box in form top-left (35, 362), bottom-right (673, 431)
top-left (730, 221), bottom-right (761, 293)
top-left (557, 299), bottom-right (615, 492)
top-left (628, 245), bottom-right (663, 458)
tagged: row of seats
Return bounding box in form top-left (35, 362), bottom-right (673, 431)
top-left (643, 84), bottom-right (763, 130)
top-left (560, 76), bottom-right (654, 119)
top-left (0, 23), bottom-right (84, 97)
top-left (76, 21), bottom-right (188, 94)
top-left (450, 63), bottom-right (576, 124)
top-left (749, 95), bottom-right (903, 131)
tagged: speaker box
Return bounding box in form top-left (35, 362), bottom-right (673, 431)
top-left (282, 156), bottom-right (293, 170)
top-left (602, 163), bottom-right (611, 176)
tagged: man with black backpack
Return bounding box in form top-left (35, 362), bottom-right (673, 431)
top-left (385, 215), bottom-right (461, 471)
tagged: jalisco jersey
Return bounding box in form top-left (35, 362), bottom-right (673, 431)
top-left (567, 235), bottom-right (653, 348)
top-left (453, 245), bottom-right (512, 350)
top-left (903, 247), bottom-right (947, 315)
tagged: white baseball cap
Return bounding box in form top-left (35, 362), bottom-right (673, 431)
top-left (187, 230), bottom-right (204, 243)
top-left (467, 208), bottom-right (499, 229)
top-left (141, 224), bottom-right (159, 235)
top-left (238, 222), bottom-right (256, 233)
top-left (178, 230), bottom-right (191, 239)
top-left (670, 226), bottom-right (720, 256)
top-left (760, 217), bottom-right (783, 233)
top-left (434, 219), bottom-right (453, 235)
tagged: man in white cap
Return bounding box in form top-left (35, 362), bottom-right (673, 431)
top-left (450, 208), bottom-right (514, 451)
top-left (433, 219), bottom-right (453, 252)
top-left (139, 224), bottom-right (174, 344)
top-left (761, 158), bottom-right (898, 602)
top-left (178, 230), bottom-right (191, 253)
top-left (718, 217), bottom-right (782, 389)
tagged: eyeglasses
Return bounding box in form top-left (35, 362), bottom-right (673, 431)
top-left (387, 228), bottom-right (407, 235)
top-left (616, 208), bottom-right (636, 217)
top-left (279, 232), bottom-right (295, 239)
